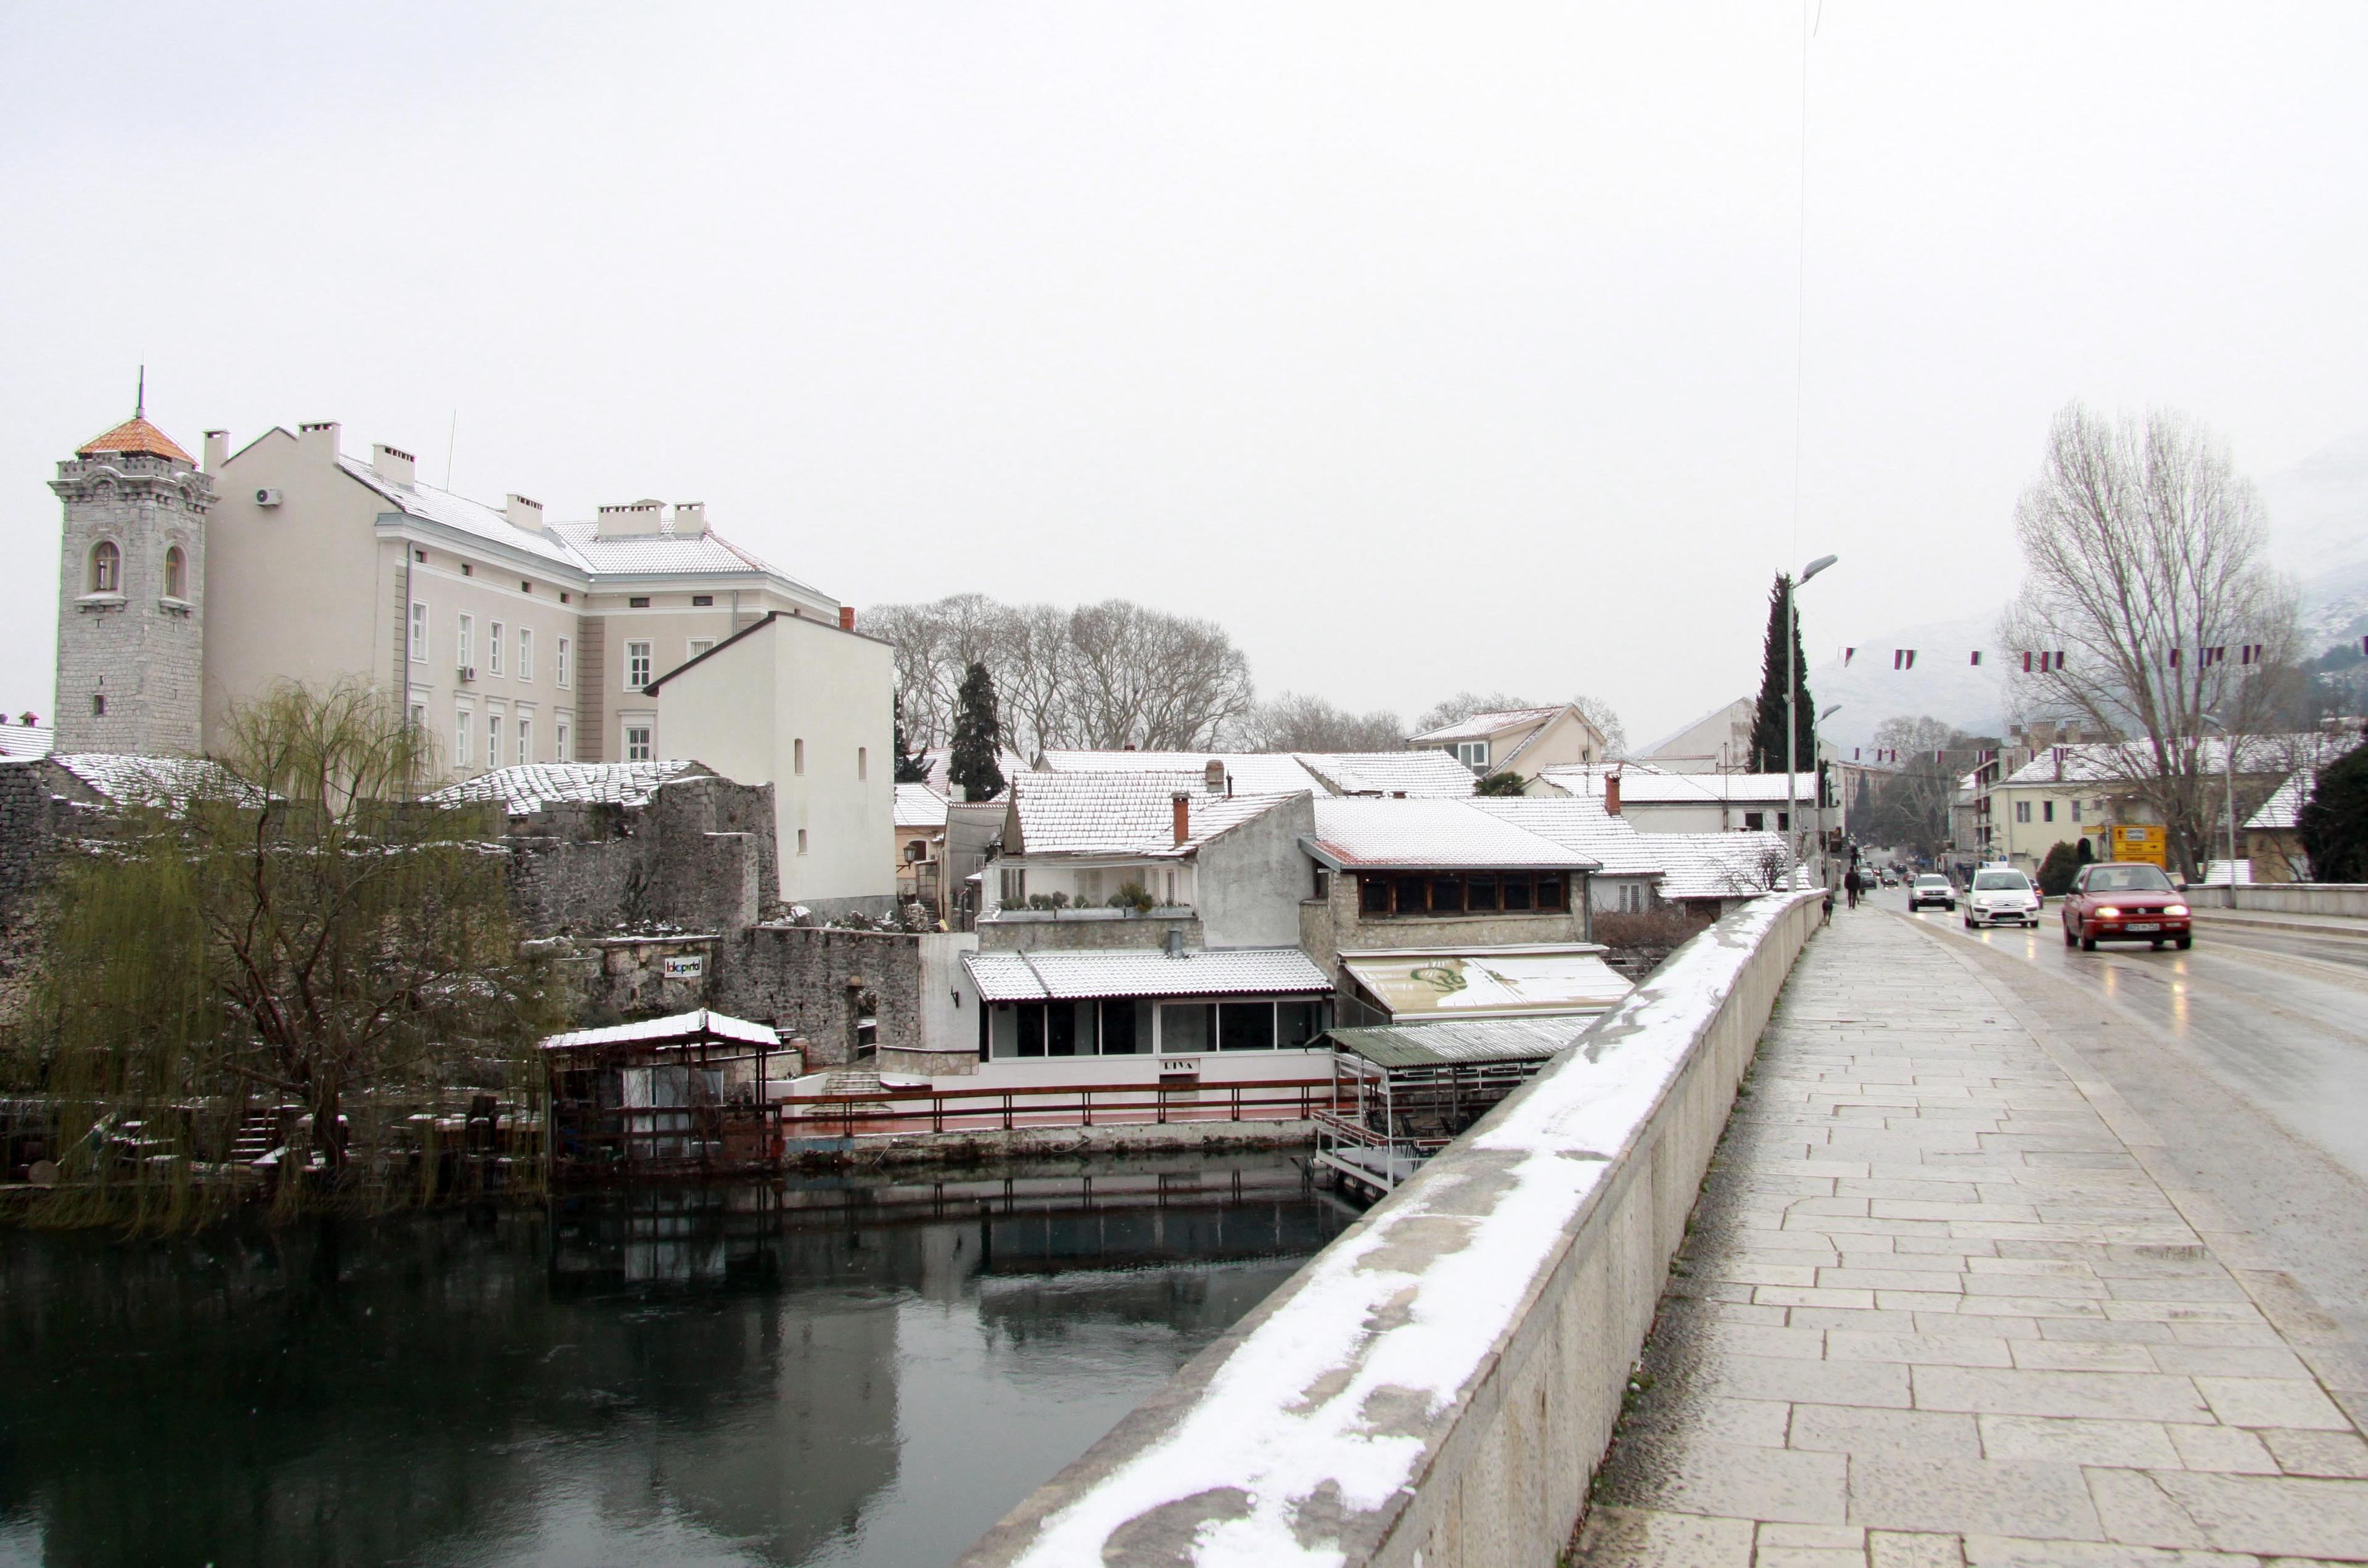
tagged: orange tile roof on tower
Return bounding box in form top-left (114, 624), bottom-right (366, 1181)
top-left (76, 416), bottom-right (192, 464)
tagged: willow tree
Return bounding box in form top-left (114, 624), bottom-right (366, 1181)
top-left (19, 682), bottom-right (557, 1218)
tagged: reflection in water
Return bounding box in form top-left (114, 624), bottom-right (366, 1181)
top-left (0, 1154), bottom-right (1351, 1568)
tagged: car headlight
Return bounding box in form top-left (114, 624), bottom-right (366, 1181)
top-left (2094, 906), bottom-right (2120, 918)
top-left (2165, 904), bottom-right (2189, 917)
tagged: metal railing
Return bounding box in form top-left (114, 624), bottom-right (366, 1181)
top-left (776, 1077), bottom-right (1342, 1139)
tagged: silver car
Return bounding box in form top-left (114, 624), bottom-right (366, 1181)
top-left (1966, 868), bottom-right (2042, 928)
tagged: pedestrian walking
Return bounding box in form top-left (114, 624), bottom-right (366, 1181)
top-left (1844, 866), bottom-right (1863, 909)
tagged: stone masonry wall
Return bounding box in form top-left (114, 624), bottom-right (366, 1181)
top-left (714, 925), bottom-right (924, 1069)
top-left (502, 773), bottom-right (778, 937)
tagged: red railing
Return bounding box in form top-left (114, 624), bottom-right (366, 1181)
top-left (776, 1077), bottom-right (1344, 1138)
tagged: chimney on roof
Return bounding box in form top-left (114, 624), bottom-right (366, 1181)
top-left (1172, 792), bottom-right (1190, 847)
top-left (673, 502), bottom-right (708, 537)
top-left (1204, 758), bottom-right (1225, 794)
top-left (202, 430), bottom-right (228, 472)
top-left (595, 499), bottom-right (664, 537)
top-left (838, 606), bottom-right (856, 631)
top-left (297, 421), bottom-right (341, 465)
top-left (372, 443), bottom-right (416, 486)
top-left (1605, 771), bottom-right (1622, 815)
top-left (506, 494), bottom-right (545, 533)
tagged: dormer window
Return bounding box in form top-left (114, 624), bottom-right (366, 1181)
top-left (88, 540), bottom-right (120, 594)
top-left (163, 546), bottom-right (186, 600)
top-left (1453, 740), bottom-right (1489, 770)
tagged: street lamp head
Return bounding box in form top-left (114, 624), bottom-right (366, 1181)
top-left (1820, 704), bottom-right (1844, 721)
top-left (1802, 553), bottom-right (1840, 583)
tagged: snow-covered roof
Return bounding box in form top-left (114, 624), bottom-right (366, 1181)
top-left (1327, 1017), bottom-right (1586, 1069)
top-left (2198, 859), bottom-right (2254, 886)
top-left (1036, 750), bottom-right (1331, 795)
top-left (340, 456), bottom-right (827, 599)
top-left (1531, 761), bottom-right (1668, 797)
top-left (423, 760), bottom-right (701, 815)
top-left (1297, 751), bottom-right (1488, 797)
top-left (542, 1008), bottom-right (779, 1052)
top-left (0, 720), bottom-right (52, 759)
top-left (1466, 797), bottom-right (1667, 878)
top-left (1007, 772), bottom-right (1299, 858)
top-left (1406, 705), bottom-right (1566, 745)
top-left (2245, 769), bottom-right (2312, 831)
top-left (1634, 697), bottom-right (1755, 760)
top-left (48, 753), bottom-right (252, 808)
top-left (1606, 771), bottom-right (1819, 807)
top-left (894, 782), bottom-right (948, 829)
top-left (1648, 832), bottom-right (1803, 901)
top-left (1999, 735), bottom-right (2341, 789)
top-left (963, 946), bottom-right (1333, 1003)
top-left (1340, 946), bottom-right (1630, 1020)
top-left (1307, 797), bottom-right (1600, 871)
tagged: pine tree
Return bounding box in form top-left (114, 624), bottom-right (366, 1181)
top-left (1749, 573), bottom-right (1817, 776)
top-left (948, 662), bottom-right (1006, 801)
top-left (2297, 733), bottom-right (2368, 882)
top-left (892, 697), bottom-right (931, 784)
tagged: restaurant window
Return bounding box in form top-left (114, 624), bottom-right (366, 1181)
top-left (1360, 876), bottom-right (1391, 915)
top-left (1278, 1000), bottom-right (1326, 1048)
top-left (1428, 874), bottom-right (1463, 913)
top-left (1046, 1001), bottom-right (1083, 1057)
top-left (1219, 1001), bottom-right (1276, 1051)
top-left (1158, 1001), bottom-right (1214, 1054)
top-left (1466, 873), bottom-right (1499, 911)
top-left (1099, 999), bottom-right (1148, 1055)
top-left (1536, 873), bottom-right (1567, 911)
top-left (1502, 874), bottom-right (1534, 911)
top-left (1393, 874), bottom-right (1427, 914)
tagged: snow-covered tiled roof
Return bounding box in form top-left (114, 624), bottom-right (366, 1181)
top-left (1466, 798), bottom-right (1667, 878)
top-left (1648, 832), bottom-right (1801, 901)
top-left (2246, 770), bottom-right (2311, 831)
top-left (1037, 750), bottom-right (1331, 795)
top-left (0, 720), bottom-right (52, 759)
top-left (1307, 797), bottom-right (1600, 871)
top-left (340, 456), bottom-right (584, 570)
top-left (1532, 761), bottom-right (1669, 798)
top-left (1407, 705), bottom-right (1566, 745)
top-left (1008, 772), bottom-right (1297, 858)
top-left (895, 782), bottom-right (949, 829)
top-left (1296, 751), bottom-right (1485, 797)
top-left (543, 1008), bottom-right (778, 1052)
top-left (423, 760), bottom-right (700, 815)
top-left (964, 947), bottom-right (1332, 1003)
top-left (49, 753), bottom-right (252, 808)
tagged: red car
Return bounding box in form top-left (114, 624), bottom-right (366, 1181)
top-left (2061, 861), bottom-right (2192, 951)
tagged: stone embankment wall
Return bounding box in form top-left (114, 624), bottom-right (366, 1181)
top-left (498, 773), bottom-right (778, 937)
top-left (958, 889), bottom-right (1825, 1568)
top-left (2182, 881), bottom-right (2368, 917)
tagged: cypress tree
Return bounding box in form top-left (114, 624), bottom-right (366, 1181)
top-left (1748, 573), bottom-right (1817, 776)
top-left (2297, 733), bottom-right (2368, 882)
top-left (948, 662), bottom-right (1006, 801)
top-left (892, 697), bottom-right (931, 784)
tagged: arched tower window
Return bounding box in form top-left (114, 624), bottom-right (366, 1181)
top-left (89, 540), bottom-right (120, 594)
top-left (164, 545), bottom-right (186, 600)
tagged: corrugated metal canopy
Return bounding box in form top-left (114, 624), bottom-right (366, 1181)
top-left (965, 947), bottom-right (1333, 1002)
top-left (542, 1008), bottom-right (777, 1052)
top-left (1327, 1017), bottom-right (1587, 1069)
top-left (1340, 946), bottom-right (1631, 1020)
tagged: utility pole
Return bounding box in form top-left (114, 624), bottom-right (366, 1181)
top-left (1787, 554), bottom-right (1839, 889)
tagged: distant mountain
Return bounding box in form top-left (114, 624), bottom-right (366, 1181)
top-left (1807, 432), bottom-right (2368, 750)
top-left (2261, 429), bottom-right (2368, 648)
top-left (1807, 612), bottom-right (2010, 752)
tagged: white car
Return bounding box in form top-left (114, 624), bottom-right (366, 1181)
top-left (1965, 868), bottom-right (2041, 929)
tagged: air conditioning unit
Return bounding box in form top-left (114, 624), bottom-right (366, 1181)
top-left (456, 666), bottom-right (476, 683)
top-left (254, 488), bottom-right (284, 507)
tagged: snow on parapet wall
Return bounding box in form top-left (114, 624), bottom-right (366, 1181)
top-left (963, 889), bottom-right (1824, 1568)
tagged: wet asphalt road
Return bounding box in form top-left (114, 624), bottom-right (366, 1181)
top-left (1875, 885), bottom-right (2368, 1186)
top-left (1848, 882), bottom-right (2368, 1359)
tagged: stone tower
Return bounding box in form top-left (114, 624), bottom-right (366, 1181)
top-left (51, 405), bottom-right (212, 755)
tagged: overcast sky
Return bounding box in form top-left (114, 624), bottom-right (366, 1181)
top-left (4, 2), bottom-right (2364, 745)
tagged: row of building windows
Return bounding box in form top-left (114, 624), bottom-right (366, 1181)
top-left (2013, 798), bottom-right (2087, 824)
top-left (989, 997), bottom-right (1330, 1058)
top-left (1356, 871), bottom-right (1570, 917)
top-left (85, 540), bottom-right (187, 600)
top-left (413, 602), bottom-right (572, 686)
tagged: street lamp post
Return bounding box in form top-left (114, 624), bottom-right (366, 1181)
top-left (1787, 554), bottom-right (1840, 888)
top-left (1815, 703), bottom-right (1843, 889)
top-left (2199, 713), bottom-right (2239, 903)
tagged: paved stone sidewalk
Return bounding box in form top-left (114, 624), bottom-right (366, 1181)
top-left (1576, 911), bottom-right (2368, 1567)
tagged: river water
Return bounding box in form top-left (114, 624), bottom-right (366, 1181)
top-left (0, 1152), bottom-right (1351, 1568)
